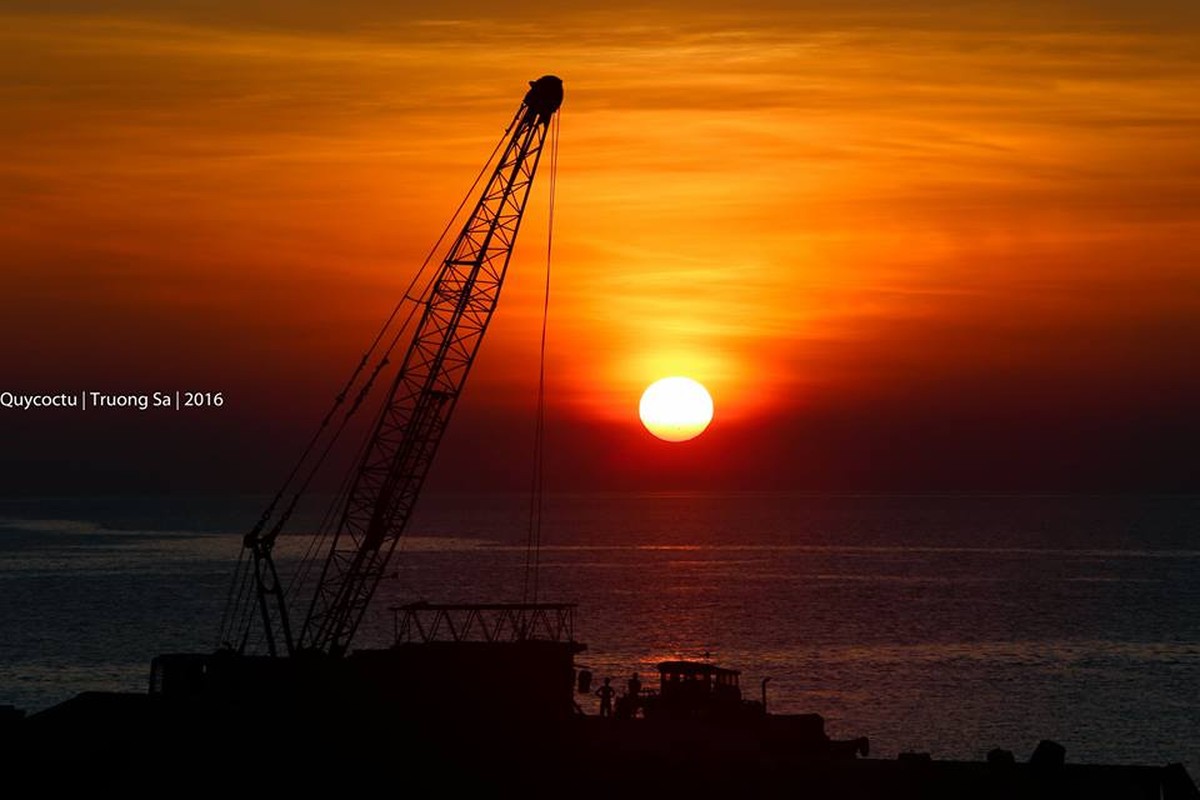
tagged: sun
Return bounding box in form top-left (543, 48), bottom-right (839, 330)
top-left (638, 377), bottom-right (714, 442)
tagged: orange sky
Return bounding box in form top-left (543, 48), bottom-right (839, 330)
top-left (1, 2), bottom-right (1198, 491)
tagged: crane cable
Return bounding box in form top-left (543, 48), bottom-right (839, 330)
top-left (281, 108), bottom-right (525, 611)
top-left (523, 108), bottom-right (559, 606)
top-left (218, 107), bottom-right (522, 650)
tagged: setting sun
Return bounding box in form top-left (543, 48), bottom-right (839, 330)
top-left (638, 377), bottom-right (714, 442)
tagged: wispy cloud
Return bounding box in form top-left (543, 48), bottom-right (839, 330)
top-left (1, 2), bottom-right (1197, 453)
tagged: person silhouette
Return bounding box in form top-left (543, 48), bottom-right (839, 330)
top-left (596, 677), bottom-right (615, 717)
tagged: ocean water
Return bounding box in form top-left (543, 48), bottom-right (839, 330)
top-left (0, 492), bottom-right (1197, 773)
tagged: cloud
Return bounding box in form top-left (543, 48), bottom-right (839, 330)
top-left (2, 1), bottom-right (1198, 490)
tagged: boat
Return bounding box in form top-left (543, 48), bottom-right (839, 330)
top-left (7, 602), bottom-right (1198, 797)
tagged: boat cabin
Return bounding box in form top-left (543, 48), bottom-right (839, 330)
top-left (645, 660), bottom-right (748, 719)
top-left (659, 661), bottom-right (742, 702)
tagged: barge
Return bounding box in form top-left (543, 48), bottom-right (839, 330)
top-left (6, 603), bottom-right (1196, 798)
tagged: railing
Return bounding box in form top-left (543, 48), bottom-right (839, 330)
top-left (392, 602), bottom-right (577, 645)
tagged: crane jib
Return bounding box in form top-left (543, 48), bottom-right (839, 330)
top-left (240, 76), bottom-right (566, 657)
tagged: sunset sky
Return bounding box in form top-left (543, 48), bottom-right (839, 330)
top-left (1, 1), bottom-right (1198, 492)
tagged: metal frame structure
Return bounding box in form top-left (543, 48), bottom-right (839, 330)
top-left (392, 603), bottom-right (577, 645)
top-left (239, 76), bottom-right (563, 658)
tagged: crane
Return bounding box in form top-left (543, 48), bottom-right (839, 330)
top-left (217, 75), bottom-right (564, 661)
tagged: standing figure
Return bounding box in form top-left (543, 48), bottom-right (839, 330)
top-left (596, 677), bottom-right (615, 717)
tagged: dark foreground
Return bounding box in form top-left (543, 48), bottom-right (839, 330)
top-left (3, 691), bottom-right (1196, 798)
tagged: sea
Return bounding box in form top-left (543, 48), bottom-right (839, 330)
top-left (1, 492), bottom-right (1197, 773)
